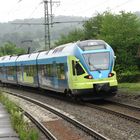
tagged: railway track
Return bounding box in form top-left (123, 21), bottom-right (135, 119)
top-left (105, 100), bottom-right (140, 111)
top-left (85, 100), bottom-right (140, 124)
top-left (21, 108), bottom-right (57, 140)
top-left (2, 86), bottom-right (140, 124)
top-left (2, 90), bottom-right (109, 140)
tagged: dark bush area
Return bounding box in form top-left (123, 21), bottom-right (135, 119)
top-left (118, 71), bottom-right (140, 83)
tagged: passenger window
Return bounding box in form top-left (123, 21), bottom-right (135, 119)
top-left (7, 66), bottom-right (15, 75)
top-left (75, 62), bottom-right (85, 75)
top-left (25, 65), bottom-right (37, 77)
top-left (57, 63), bottom-right (65, 80)
top-left (0, 67), bottom-right (2, 75)
top-left (41, 65), bottom-right (46, 76)
top-left (17, 66), bottom-right (22, 75)
top-left (72, 60), bottom-right (76, 76)
top-left (46, 64), bottom-right (54, 77)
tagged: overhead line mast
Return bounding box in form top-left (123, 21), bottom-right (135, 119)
top-left (44, 0), bottom-right (60, 50)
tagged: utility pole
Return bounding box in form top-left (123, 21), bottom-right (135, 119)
top-left (21, 40), bottom-right (33, 54)
top-left (44, 0), bottom-right (60, 50)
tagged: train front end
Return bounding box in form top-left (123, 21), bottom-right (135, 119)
top-left (68, 40), bottom-right (118, 99)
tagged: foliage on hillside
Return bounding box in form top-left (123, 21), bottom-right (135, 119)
top-left (0, 42), bottom-right (26, 56)
top-left (0, 16), bottom-right (84, 51)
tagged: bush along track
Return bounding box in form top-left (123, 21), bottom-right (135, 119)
top-left (0, 92), bottom-right (39, 140)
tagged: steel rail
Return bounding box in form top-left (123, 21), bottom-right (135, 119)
top-left (85, 103), bottom-right (140, 124)
top-left (23, 111), bottom-right (57, 140)
top-left (105, 100), bottom-right (140, 111)
top-left (3, 90), bottom-right (109, 140)
top-left (16, 107), bottom-right (57, 140)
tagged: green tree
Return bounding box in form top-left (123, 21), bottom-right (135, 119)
top-left (83, 13), bottom-right (103, 39)
top-left (0, 42), bottom-right (25, 56)
top-left (98, 11), bottom-right (140, 72)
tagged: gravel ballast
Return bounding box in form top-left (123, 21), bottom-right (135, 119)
top-left (2, 87), bottom-right (140, 140)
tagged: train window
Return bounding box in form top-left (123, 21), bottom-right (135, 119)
top-left (40, 65), bottom-right (50, 77)
top-left (25, 65), bottom-right (37, 77)
top-left (46, 65), bottom-right (50, 76)
top-left (84, 45), bottom-right (105, 51)
top-left (56, 63), bottom-right (65, 80)
top-left (72, 60), bottom-right (76, 76)
top-left (24, 66), bottom-right (28, 76)
top-left (0, 67), bottom-right (3, 75)
top-left (32, 65), bottom-right (37, 76)
top-left (42, 65), bottom-right (47, 76)
top-left (17, 66), bottom-right (23, 81)
top-left (7, 66), bottom-right (15, 75)
top-left (28, 66), bottom-right (32, 76)
top-left (83, 52), bottom-right (109, 71)
top-left (46, 64), bottom-right (49, 77)
top-left (17, 66), bottom-right (21, 74)
top-left (6, 67), bottom-right (9, 75)
top-left (39, 65), bottom-right (45, 76)
top-left (46, 64), bottom-right (54, 77)
top-left (77, 40), bottom-right (106, 51)
top-left (75, 62), bottom-right (85, 75)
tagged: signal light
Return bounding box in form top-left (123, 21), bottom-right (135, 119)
top-left (84, 75), bottom-right (93, 79)
top-left (108, 73), bottom-right (114, 77)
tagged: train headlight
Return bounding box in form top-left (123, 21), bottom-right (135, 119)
top-left (108, 73), bottom-right (114, 77)
top-left (84, 75), bottom-right (93, 79)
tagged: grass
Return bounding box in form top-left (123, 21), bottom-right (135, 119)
top-left (0, 92), bottom-right (39, 140)
top-left (118, 83), bottom-right (140, 94)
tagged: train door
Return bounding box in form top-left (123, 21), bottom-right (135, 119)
top-left (1, 65), bottom-right (6, 82)
top-left (53, 61), bottom-right (59, 89)
top-left (4, 65), bottom-right (8, 82)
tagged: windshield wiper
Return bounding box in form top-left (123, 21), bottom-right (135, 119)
top-left (92, 67), bottom-right (101, 73)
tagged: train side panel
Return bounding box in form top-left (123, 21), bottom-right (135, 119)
top-left (37, 56), bottom-right (69, 93)
top-left (0, 66), bottom-right (7, 83)
top-left (0, 56), bottom-right (18, 84)
top-left (16, 53), bottom-right (40, 87)
top-left (16, 64), bottom-right (39, 87)
top-left (5, 66), bottom-right (17, 84)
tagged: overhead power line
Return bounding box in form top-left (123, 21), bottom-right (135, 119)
top-left (14, 1), bottom-right (43, 31)
top-left (8, 0), bottom-right (23, 16)
top-left (28, 2), bottom-right (43, 18)
top-left (111, 0), bottom-right (131, 10)
top-left (11, 20), bottom-right (85, 25)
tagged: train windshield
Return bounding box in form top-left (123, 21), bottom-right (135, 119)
top-left (83, 52), bottom-right (110, 71)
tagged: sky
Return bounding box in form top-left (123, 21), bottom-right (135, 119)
top-left (0, 0), bottom-right (139, 22)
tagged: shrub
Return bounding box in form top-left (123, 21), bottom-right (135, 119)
top-left (118, 71), bottom-right (140, 83)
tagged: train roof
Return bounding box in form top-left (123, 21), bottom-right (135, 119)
top-left (0, 55), bottom-right (18, 66)
top-left (16, 52), bottom-right (39, 65)
top-left (37, 40), bottom-right (111, 60)
top-left (37, 43), bottom-right (75, 60)
top-left (0, 40), bottom-right (113, 66)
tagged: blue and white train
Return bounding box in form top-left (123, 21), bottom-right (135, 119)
top-left (0, 40), bottom-right (118, 99)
